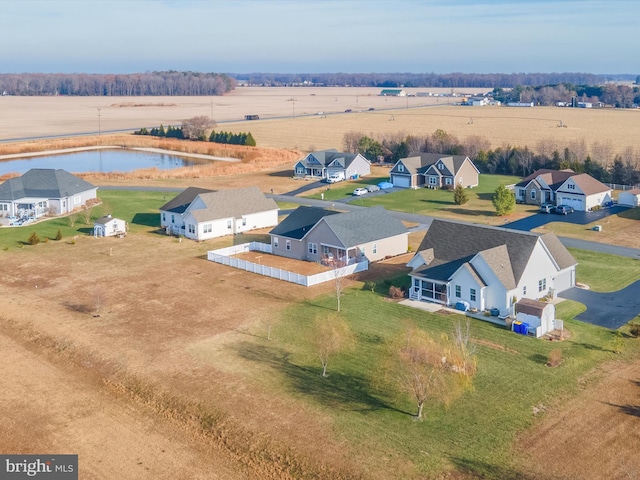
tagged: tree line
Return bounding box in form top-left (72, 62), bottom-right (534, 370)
top-left (232, 72), bottom-right (633, 89)
top-left (135, 117), bottom-right (256, 146)
top-left (344, 129), bottom-right (640, 186)
top-left (0, 71), bottom-right (235, 96)
top-left (493, 83), bottom-right (640, 108)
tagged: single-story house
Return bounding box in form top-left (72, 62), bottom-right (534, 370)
top-left (515, 298), bottom-right (556, 337)
top-left (293, 149), bottom-right (371, 181)
top-left (0, 168), bottom-right (98, 219)
top-left (407, 219), bottom-right (577, 318)
top-left (514, 169), bottom-right (612, 211)
top-left (93, 215), bottom-right (126, 237)
top-left (269, 205), bottom-right (408, 264)
top-left (618, 189), bottom-right (640, 207)
top-left (160, 186), bottom-right (278, 240)
top-left (389, 153), bottom-right (479, 189)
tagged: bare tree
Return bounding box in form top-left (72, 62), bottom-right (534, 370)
top-left (182, 115), bottom-right (214, 140)
top-left (591, 140), bottom-right (615, 170)
top-left (314, 314), bottom-right (354, 377)
top-left (67, 213), bottom-right (78, 228)
top-left (515, 147), bottom-right (534, 177)
top-left (461, 135), bottom-right (491, 161)
top-left (451, 319), bottom-right (478, 380)
top-left (81, 206), bottom-right (93, 225)
top-left (343, 131), bottom-right (364, 153)
top-left (333, 259), bottom-right (349, 312)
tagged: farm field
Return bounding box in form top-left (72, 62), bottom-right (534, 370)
top-left (2, 87), bottom-right (640, 157)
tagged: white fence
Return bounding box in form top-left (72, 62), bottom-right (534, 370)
top-left (207, 242), bottom-right (368, 287)
top-left (605, 183), bottom-right (640, 192)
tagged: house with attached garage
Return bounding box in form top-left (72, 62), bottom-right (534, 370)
top-left (293, 149), bottom-right (371, 181)
top-left (514, 168), bottom-right (612, 211)
top-left (160, 186), bottom-right (278, 240)
top-left (0, 168), bottom-right (98, 220)
top-left (269, 205), bottom-right (408, 264)
top-left (390, 153), bottom-right (479, 189)
top-left (407, 220), bottom-right (577, 323)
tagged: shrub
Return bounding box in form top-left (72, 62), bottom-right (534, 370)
top-left (630, 323), bottom-right (640, 337)
top-left (546, 349), bottom-right (563, 367)
top-left (55, 229), bottom-right (62, 241)
top-left (453, 184), bottom-right (469, 205)
top-left (388, 286), bottom-right (405, 299)
top-left (27, 232), bottom-right (40, 245)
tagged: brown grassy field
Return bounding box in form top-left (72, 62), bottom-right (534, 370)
top-left (2, 87), bottom-right (640, 157)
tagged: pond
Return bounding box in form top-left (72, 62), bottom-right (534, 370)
top-left (0, 149), bottom-right (210, 176)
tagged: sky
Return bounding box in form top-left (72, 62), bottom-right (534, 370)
top-left (1, 0), bottom-right (638, 75)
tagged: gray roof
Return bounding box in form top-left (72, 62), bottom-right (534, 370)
top-left (0, 168), bottom-right (96, 201)
top-left (413, 219), bottom-right (576, 286)
top-left (270, 206), bottom-right (339, 239)
top-left (188, 187), bottom-right (278, 222)
top-left (297, 150), bottom-right (366, 170)
top-left (320, 206), bottom-right (408, 247)
top-left (423, 155), bottom-right (471, 176)
top-left (160, 186), bottom-right (215, 214)
top-left (393, 154), bottom-right (471, 176)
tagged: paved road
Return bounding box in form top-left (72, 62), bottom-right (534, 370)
top-left (503, 205), bottom-right (630, 231)
top-left (559, 280), bottom-right (640, 329)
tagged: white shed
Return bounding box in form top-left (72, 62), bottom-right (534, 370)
top-left (515, 298), bottom-right (555, 338)
top-left (94, 215), bottom-right (127, 237)
top-left (618, 189), bottom-right (640, 207)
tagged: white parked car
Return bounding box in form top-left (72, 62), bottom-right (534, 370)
top-left (353, 187), bottom-right (368, 196)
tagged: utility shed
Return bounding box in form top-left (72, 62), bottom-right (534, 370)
top-left (94, 215), bottom-right (126, 237)
top-left (618, 189), bottom-right (640, 207)
top-left (515, 298), bottom-right (555, 337)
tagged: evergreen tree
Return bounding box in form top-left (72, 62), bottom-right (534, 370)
top-left (453, 184), bottom-right (469, 205)
top-left (245, 132), bottom-right (256, 146)
top-left (492, 184), bottom-right (515, 216)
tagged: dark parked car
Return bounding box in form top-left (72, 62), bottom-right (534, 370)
top-left (366, 184), bottom-right (380, 192)
top-left (344, 109), bottom-right (352, 113)
top-left (554, 205), bottom-right (574, 215)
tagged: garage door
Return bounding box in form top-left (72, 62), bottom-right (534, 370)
top-left (392, 175), bottom-right (411, 188)
top-left (558, 196), bottom-right (585, 211)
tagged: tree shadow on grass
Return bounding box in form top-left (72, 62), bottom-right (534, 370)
top-left (132, 213), bottom-right (159, 227)
top-left (606, 402), bottom-right (640, 417)
top-left (528, 353), bottom-right (549, 365)
top-left (234, 340), bottom-right (410, 415)
top-left (446, 208), bottom-right (494, 217)
top-left (419, 199), bottom-right (453, 206)
top-left (451, 457), bottom-right (534, 480)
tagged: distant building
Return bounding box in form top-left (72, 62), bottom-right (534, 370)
top-left (380, 89), bottom-right (406, 97)
top-left (507, 102), bottom-right (535, 107)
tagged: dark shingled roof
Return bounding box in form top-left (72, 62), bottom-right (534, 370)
top-left (270, 206), bottom-right (339, 239)
top-left (413, 219), bottom-right (576, 286)
top-left (0, 168), bottom-right (96, 200)
top-left (320, 206), bottom-right (408, 247)
top-left (159, 187), bottom-right (215, 214)
top-left (516, 298), bottom-right (548, 316)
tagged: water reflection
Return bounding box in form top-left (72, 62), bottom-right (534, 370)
top-left (0, 149), bottom-right (205, 176)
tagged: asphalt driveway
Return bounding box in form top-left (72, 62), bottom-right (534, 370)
top-left (559, 280), bottom-right (640, 329)
top-left (503, 205), bottom-right (630, 231)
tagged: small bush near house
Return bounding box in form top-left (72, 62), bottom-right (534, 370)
top-left (547, 349), bottom-right (563, 367)
top-left (363, 281), bottom-right (376, 292)
top-left (388, 286), bottom-right (405, 299)
top-left (27, 232), bottom-right (40, 245)
top-left (55, 229), bottom-right (62, 241)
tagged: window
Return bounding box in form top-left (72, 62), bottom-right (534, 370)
top-left (455, 285), bottom-right (461, 298)
top-left (538, 278), bottom-right (546, 292)
top-left (523, 285), bottom-right (527, 295)
top-left (242, 217), bottom-right (247, 226)
top-left (286, 240), bottom-right (291, 251)
top-left (323, 245), bottom-right (329, 255)
top-left (308, 242), bottom-right (318, 255)
top-left (188, 224), bottom-right (195, 234)
top-left (227, 219), bottom-right (232, 229)
top-left (162, 212), bottom-right (166, 221)
top-left (398, 164), bottom-right (404, 172)
top-left (429, 176), bottom-right (437, 185)
top-left (445, 178), bottom-right (452, 185)
top-left (273, 237), bottom-right (279, 248)
top-left (470, 288), bottom-right (476, 302)
top-left (531, 190), bottom-right (536, 200)
top-left (361, 245), bottom-right (366, 255)
top-left (203, 224), bottom-right (212, 233)
top-left (74, 195), bottom-right (81, 205)
top-left (0, 204), bottom-right (7, 211)
top-left (171, 214), bottom-right (175, 224)
top-left (438, 163), bottom-right (444, 170)
top-left (568, 183), bottom-right (575, 190)
top-left (372, 243), bottom-right (377, 254)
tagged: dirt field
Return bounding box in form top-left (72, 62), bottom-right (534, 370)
top-left (2, 87), bottom-right (639, 156)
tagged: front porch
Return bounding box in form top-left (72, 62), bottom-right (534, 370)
top-left (319, 244), bottom-right (362, 266)
top-left (294, 166), bottom-right (325, 179)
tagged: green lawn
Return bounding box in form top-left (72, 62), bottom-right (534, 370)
top-left (569, 247), bottom-right (640, 292)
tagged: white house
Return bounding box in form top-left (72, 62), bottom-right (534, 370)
top-left (514, 169), bottom-right (612, 211)
top-left (407, 220), bottom-right (577, 318)
top-left (293, 149), bottom-right (371, 181)
top-left (93, 215), bottom-right (126, 237)
top-left (160, 186), bottom-right (278, 241)
top-left (618, 189), bottom-right (640, 207)
top-left (0, 168), bottom-right (98, 220)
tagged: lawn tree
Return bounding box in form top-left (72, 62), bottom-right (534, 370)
top-left (182, 115), bottom-right (214, 141)
top-left (333, 259), bottom-right (349, 312)
top-left (451, 319), bottom-right (478, 382)
top-left (453, 184), bottom-right (468, 205)
top-left (314, 313), bottom-right (354, 378)
top-left (492, 184), bottom-right (516, 216)
top-left (67, 213), bottom-right (78, 228)
top-left (81, 206), bottom-right (93, 224)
